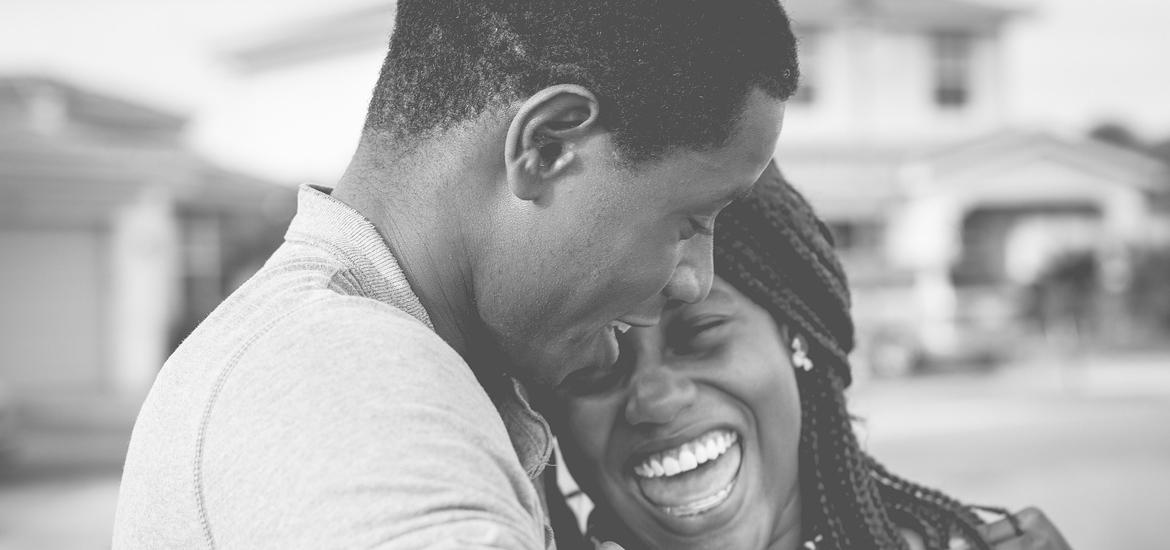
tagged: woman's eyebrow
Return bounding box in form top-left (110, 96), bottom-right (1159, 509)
top-left (669, 287), bottom-right (733, 316)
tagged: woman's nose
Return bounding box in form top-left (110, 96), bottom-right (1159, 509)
top-left (623, 366), bottom-right (697, 427)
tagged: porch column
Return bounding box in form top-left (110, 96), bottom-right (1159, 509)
top-left (888, 192), bottom-right (963, 354)
top-left (108, 186), bottom-right (180, 398)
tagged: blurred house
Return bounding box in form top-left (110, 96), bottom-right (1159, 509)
top-left (776, 0), bottom-right (1170, 372)
top-left (0, 77), bottom-right (294, 421)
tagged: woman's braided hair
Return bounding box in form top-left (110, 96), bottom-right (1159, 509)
top-left (711, 161), bottom-right (991, 550)
top-left (562, 162), bottom-right (996, 550)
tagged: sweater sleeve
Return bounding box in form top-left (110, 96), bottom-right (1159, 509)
top-left (196, 299), bottom-right (547, 549)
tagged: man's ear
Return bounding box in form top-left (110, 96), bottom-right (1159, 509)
top-left (505, 84), bottom-right (600, 202)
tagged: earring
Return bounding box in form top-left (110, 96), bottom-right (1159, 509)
top-left (791, 334), bottom-right (813, 372)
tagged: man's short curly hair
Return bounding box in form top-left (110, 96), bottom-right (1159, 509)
top-left (365, 0), bottom-right (800, 163)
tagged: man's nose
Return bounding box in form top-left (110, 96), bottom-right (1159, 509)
top-left (662, 237), bottom-right (714, 305)
top-left (624, 364), bottom-right (697, 427)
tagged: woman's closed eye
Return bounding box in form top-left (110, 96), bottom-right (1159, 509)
top-left (667, 314), bottom-right (731, 355)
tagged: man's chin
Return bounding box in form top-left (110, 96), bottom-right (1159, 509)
top-left (490, 326), bottom-right (616, 390)
top-left (498, 345), bottom-right (572, 389)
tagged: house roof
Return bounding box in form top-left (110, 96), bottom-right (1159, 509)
top-left (776, 130), bottom-right (1170, 222)
top-left (0, 78), bottom-right (288, 225)
top-left (775, 142), bottom-right (912, 219)
top-left (916, 130), bottom-right (1170, 192)
top-left (0, 76), bottom-right (186, 140)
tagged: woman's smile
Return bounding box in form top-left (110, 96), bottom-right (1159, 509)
top-left (631, 429), bottom-right (742, 517)
top-left (561, 278), bottom-right (802, 549)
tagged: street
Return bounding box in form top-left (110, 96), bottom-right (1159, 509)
top-left (850, 352), bottom-right (1170, 550)
top-left (1, 352), bottom-right (1168, 549)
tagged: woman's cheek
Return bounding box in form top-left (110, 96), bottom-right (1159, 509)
top-left (566, 402), bottom-right (612, 465)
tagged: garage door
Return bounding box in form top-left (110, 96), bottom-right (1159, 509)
top-left (0, 228), bottom-right (106, 391)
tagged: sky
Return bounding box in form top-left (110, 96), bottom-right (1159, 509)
top-left (0, 0), bottom-right (368, 116)
top-left (994, 0), bottom-right (1170, 137)
top-left (1, 0), bottom-right (1167, 180)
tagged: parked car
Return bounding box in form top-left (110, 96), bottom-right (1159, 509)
top-left (851, 285), bottom-right (1022, 378)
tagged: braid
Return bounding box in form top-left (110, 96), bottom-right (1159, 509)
top-left (796, 357), bottom-right (906, 549)
top-left (865, 454), bottom-right (992, 550)
top-left (791, 349), bottom-right (996, 550)
top-left (796, 365), bottom-right (852, 548)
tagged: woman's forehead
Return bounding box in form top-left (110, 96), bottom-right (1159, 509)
top-left (663, 277), bottom-right (745, 319)
top-left (700, 277), bottom-right (745, 308)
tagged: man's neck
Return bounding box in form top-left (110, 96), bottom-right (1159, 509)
top-left (332, 164), bottom-right (475, 358)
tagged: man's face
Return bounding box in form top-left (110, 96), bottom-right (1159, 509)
top-left (479, 89), bottom-right (786, 389)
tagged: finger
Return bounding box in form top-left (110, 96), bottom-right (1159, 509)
top-left (594, 542), bottom-right (625, 550)
top-left (980, 507), bottom-right (1052, 543)
top-left (1013, 507), bottom-right (1046, 528)
top-left (1014, 507), bottom-right (1073, 550)
top-left (977, 515), bottom-right (1025, 544)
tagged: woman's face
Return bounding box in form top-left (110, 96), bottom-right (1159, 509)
top-left (557, 276), bottom-right (803, 550)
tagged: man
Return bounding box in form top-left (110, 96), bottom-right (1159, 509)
top-left (113, 1), bottom-right (799, 548)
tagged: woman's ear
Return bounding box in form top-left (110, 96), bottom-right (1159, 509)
top-left (504, 84), bottom-right (600, 202)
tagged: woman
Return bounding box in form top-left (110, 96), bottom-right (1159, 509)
top-left (542, 162), bottom-right (1072, 550)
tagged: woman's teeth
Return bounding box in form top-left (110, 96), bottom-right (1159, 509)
top-left (659, 481), bottom-right (736, 517)
top-left (612, 321), bottom-right (632, 335)
top-left (633, 430), bottom-right (738, 479)
top-left (632, 430), bottom-right (743, 517)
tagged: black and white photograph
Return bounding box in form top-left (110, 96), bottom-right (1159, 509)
top-left (1, 1), bottom-right (1168, 548)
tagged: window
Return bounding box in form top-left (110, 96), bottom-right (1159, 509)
top-left (932, 31), bottom-right (973, 108)
top-left (791, 28), bottom-right (821, 105)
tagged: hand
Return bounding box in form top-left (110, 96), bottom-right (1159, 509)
top-left (977, 507), bottom-right (1072, 550)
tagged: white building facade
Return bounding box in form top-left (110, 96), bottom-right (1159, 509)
top-left (776, 0), bottom-right (1169, 370)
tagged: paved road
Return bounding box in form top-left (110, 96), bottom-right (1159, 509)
top-left (850, 353), bottom-right (1170, 550)
top-left (1, 353), bottom-right (1167, 549)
